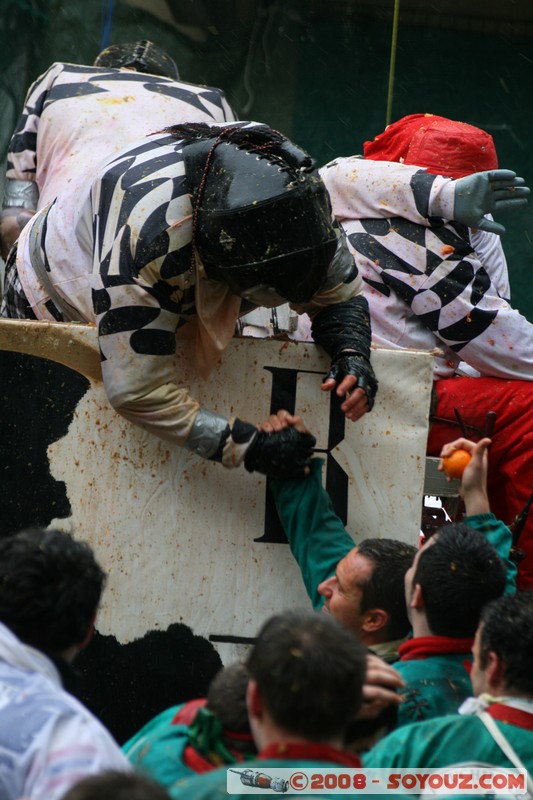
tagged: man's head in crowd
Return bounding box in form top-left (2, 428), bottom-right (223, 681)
top-left (318, 538), bottom-right (417, 644)
top-left (405, 523), bottom-right (507, 638)
top-left (246, 609), bottom-right (367, 749)
top-left (471, 592), bottom-right (533, 699)
top-left (204, 661), bottom-right (256, 757)
top-left (62, 771), bottom-right (171, 800)
top-left (0, 526), bottom-right (105, 661)
top-left (207, 661), bottom-right (251, 734)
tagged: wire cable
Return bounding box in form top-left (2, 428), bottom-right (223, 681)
top-left (386, 0), bottom-right (401, 126)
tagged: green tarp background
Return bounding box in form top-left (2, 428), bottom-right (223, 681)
top-left (1, 0), bottom-right (532, 318)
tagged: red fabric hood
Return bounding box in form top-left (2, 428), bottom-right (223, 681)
top-left (363, 113), bottom-right (498, 178)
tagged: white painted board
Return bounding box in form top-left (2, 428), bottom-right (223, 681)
top-left (0, 321), bottom-right (434, 662)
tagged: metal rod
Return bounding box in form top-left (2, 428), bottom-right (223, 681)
top-left (386, 0), bottom-right (401, 126)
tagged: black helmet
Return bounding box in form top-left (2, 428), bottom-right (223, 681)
top-left (94, 40), bottom-right (179, 80)
top-left (180, 125), bottom-right (338, 305)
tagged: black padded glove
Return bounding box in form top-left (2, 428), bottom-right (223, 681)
top-left (244, 427), bottom-right (316, 479)
top-left (312, 296), bottom-right (378, 410)
top-left (325, 352), bottom-right (379, 411)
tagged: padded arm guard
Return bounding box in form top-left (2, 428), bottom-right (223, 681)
top-left (185, 410), bottom-right (316, 478)
top-left (3, 179), bottom-right (39, 210)
top-left (312, 295), bottom-right (378, 410)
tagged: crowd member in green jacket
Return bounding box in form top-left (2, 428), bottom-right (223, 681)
top-left (364, 591), bottom-right (533, 792)
top-left (266, 411), bottom-right (417, 664)
top-left (393, 434), bottom-right (515, 727)
top-left (168, 609), bottom-right (367, 800)
top-left (265, 412), bottom-right (516, 729)
top-left (123, 663), bottom-right (256, 789)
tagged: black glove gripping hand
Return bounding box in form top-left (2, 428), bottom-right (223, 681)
top-left (325, 352), bottom-right (379, 411)
top-left (244, 427), bottom-right (316, 479)
top-left (312, 296), bottom-right (378, 410)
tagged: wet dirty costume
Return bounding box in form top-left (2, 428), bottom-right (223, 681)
top-left (321, 154), bottom-right (533, 589)
top-left (1, 122), bottom-right (374, 476)
top-left (2, 60), bottom-right (235, 235)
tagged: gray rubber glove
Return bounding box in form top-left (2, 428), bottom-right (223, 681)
top-left (454, 169), bottom-right (529, 235)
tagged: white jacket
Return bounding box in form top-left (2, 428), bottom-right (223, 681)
top-left (0, 622), bottom-right (130, 800)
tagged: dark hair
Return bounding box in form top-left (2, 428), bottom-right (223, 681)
top-left (344, 699), bottom-right (398, 754)
top-left (412, 523), bottom-right (506, 637)
top-left (357, 539), bottom-right (417, 640)
top-left (94, 40), bottom-right (179, 80)
top-left (478, 592), bottom-right (533, 695)
top-left (247, 609), bottom-right (367, 742)
top-left (207, 661), bottom-right (250, 733)
top-left (61, 771), bottom-right (171, 800)
top-left (0, 527), bottom-right (105, 654)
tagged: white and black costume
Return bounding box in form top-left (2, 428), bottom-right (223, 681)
top-left (2, 124), bottom-right (375, 478)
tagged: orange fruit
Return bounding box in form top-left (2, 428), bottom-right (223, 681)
top-left (442, 449), bottom-right (471, 479)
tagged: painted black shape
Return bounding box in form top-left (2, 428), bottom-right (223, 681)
top-left (160, 243), bottom-right (193, 280)
top-left (209, 635), bottom-right (257, 645)
top-left (348, 231), bottom-right (424, 279)
top-left (120, 159), bottom-right (175, 193)
top-left (151, 279), bottom-right (186, 314)
top-left (363, 275), bottom-right (390, 297)
top-left (425, 248), bottom-right (444, 276)
top-left (74, 625), bottom-right (222, 744)
top-left (416, 306), bottom-right (441, 333)
top-left (380, 270), bottom-right (417, 306)
top-left (439, 306), bottom-right (498, 350)
top-left (255, 365), bottom-right (349, 544)
top-left (45, 81), bottom-right (106, 105)
top-left (98, 305), bottom-right (160, 335)
top-left (9, 130), bottom-right (37, 159)
top-left (359, 217), bottom-right (391, 236)
top-left (389, 216), bottom-right (428, 248)
top-left (130, 328), bottom-right (176, 355)
top-left (409, 170), bottom-right (438, 219)
top-left (437, 222), bottom-right (473, 255)
top-left (325, 390), bottom-right (348, 527)
top-left (426, 259), bottom-right (475, 307)
top-left (92, 287), bottom-right (111, 315)
top-left (255, 366), bottom-right (298, 545)
top-left (146, 81), bottom-right (219, 116)
top-left (0, 352), bottom-right (89, 537)
top-left (425, 225), bottom-right (473, 277)
top-left (470, 265), bottom-right (491, 306)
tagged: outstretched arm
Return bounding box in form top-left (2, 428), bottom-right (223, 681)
top-left (264, 411), bottom-right (356, 607)
top-left (98, 289), bottom-right (315, 479)
top-left (438, 437), bottom-right (517, 593)
top-left (321, 157), bottom-right (528, 235)
top-left (297, 234), bottom-right (378, 421)
top-left (345, 213), bottom-right (533, 380)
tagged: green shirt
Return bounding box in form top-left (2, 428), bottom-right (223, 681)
top-left (271, 460), bottom-right (516, 610)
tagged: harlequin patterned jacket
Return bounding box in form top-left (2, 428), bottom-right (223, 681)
top-left (321, 156), bottom-right (533, 381)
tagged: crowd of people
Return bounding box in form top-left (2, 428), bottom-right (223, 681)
top-left (1, 38), bottom-right (532, 800)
